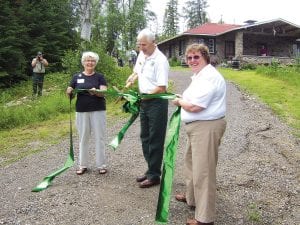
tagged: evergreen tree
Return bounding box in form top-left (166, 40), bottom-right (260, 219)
top-left (162, 0), bottom-right (179, 38)
top-left (0, 0), bottom-right (29, 81)
top-left (105, 0), bottom-right (123, 54)
top-left (182, 0), bottom-right (208, 29)
top-left (0, 0), bottom-right (79, 85)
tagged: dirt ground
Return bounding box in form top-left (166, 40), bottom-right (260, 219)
top-left (0, 70), bottom-right (299, 225)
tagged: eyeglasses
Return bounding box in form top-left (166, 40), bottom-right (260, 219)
top-left (85, 59), bottom-right (96, 63)
top-left (186, 55), bottom-right (200, 61)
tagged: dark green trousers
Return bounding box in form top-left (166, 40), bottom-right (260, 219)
top-left (140, 98), bottom-right (168, 181)
top-left (32, 73), bottom-right (45, 96)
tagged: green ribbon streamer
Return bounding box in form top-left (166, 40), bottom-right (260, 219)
top-left (106, 89), bottom-right (181, 223)
top-left (109, 91), bottom-right (140, 149)
top-left (32, 99), bottom-right (75, 192)
top-left (155, 107), bottom-right (181, 224)
top-left (108, 91), bottom-right (177, 149)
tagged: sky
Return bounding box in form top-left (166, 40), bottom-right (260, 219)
top-left (148, 0), bottom-right (300, 33)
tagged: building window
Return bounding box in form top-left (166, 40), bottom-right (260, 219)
top-left (206, 39), bottom-right (215, 54)
top-left (179, 40), bottom-right (185, 56)
top-left (198, 38), bottom-right (215, 53)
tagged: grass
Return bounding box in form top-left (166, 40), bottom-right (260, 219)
top-left (0, 72), bottom-right (128, 167)
top-left (247, 203), bottom-right (261, 222)
top-left (219, 67), bottom-right (300, 137)
top-left (0, 65), bottom-right (299, 166)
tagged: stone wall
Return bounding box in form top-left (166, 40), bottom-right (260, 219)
top-left (241, 55), bottom-right (295, 65)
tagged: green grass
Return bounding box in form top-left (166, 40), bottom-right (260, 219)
top-left (0, 72), bottom-right (128, 167)
top-left (1, 66), bottom-right (299, 166)
top-left (220, 68), bottom-right (300, 137)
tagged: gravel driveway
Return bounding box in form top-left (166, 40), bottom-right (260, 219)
top-left (0, 70), bottom-right (299, 225)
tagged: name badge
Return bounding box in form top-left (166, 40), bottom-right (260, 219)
top-left (77, 79), bottom-right (84, 83)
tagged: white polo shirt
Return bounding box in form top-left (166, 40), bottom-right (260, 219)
top-left (134, 47), bottom-right (169, 94)
top-left (181, 64), bottom-right (226, 122)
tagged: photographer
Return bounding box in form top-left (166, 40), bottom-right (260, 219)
top-left (31, 51), bottom-right (48, 97)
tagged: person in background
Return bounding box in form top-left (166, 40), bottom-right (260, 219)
top-left (31, 51), bottom-right (48, 97)
top-left (172, 43), bottom-right (227, 225)
top-left (260, 45), bottom-right (267, 56)
top-left (126, 28), bottom-right (169, 188)
top-left (66, 51), bottom-right (108, 175)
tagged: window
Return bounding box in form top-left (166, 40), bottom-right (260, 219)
top-left (198, 38), bottom-right (215, 53)
top-left (179, 40), bottom-right (185, 56)
top-left (206, 39), bottom-right (215, 54)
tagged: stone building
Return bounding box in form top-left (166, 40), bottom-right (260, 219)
top-left (157, 18), bottom-right (300, 66)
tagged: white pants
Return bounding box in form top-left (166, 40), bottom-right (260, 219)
top-left (76, 111), bottom-right (106, 169)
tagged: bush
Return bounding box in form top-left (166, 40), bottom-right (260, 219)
top-left (62, 42), bottom-right (131, 87)
top-left (240, 63), bottom-right (257, 70)
top-left (169, 57), bottom-right (181, 67)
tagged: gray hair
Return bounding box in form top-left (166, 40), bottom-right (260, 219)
top-left (81, 51), bottom-right (100, 64)
top-left (137, 28), bottom-right (156, 42)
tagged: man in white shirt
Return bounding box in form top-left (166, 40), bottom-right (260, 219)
top-left (126, 29), bottom-right (169, 188)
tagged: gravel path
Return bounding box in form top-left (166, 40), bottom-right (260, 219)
top-left (0, 70), bottom-right (299, 225)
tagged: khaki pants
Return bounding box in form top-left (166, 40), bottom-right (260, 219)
top-left (184, 118), bottom-right (226, 223)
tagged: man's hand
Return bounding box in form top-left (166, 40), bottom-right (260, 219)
top-left (125, 72), bottom-right (137, 87)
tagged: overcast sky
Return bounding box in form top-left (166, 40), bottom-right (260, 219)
top-left (148, 0), bottom-right (300, 32)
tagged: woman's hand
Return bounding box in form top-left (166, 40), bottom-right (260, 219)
top-left (88, 87), bottom-right (97, 96)
top-left (172, 97), bottom-right (182, 106)
top-left (66, 87), bottom-right (74, 99)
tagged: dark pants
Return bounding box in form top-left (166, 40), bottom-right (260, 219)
top-left (140, 98), bottom-right (168, 181)
top-left (32, 73), bottom-right (45, 96)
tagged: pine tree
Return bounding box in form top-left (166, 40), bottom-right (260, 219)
top-left (162, 0), bottom-right (179, 38)
top-left (182, 0), bottom-right (208, 29)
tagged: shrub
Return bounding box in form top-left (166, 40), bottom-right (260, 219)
top-left (240, 63), bottom-right (257, 70)
top-left (169, 57), bottom-right (181, 67)
top-left (61, 42), bottom-right (131, 87)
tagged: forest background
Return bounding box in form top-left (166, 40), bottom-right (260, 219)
top-left (0, 0), bottom-right (299, 166)
top-left (0, 0), bottom-right (207, 87)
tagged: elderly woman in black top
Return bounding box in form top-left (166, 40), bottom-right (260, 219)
top-left (66, 51), bottom-right (108, 175)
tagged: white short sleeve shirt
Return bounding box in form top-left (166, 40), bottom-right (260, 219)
top-left (134, 47), bottom-right (169, 94)
top-left (181, 64), bottom-right (226, 122)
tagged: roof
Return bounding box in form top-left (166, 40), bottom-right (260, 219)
top-left (157, 18), bottom-right (300, 45)
top-left (184, 23), bottom-right (242, 36)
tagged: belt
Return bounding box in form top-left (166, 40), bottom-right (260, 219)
top-left (185, 116), bottom-right (225, 125)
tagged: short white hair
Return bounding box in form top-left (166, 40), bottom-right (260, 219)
top-left (81, 51), bottom-right (99, 64)
top-left (137, 28), bottom-right (156, 42)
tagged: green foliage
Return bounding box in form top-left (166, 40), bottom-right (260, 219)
top-left (62, 42), bottom-right (132, 87)
top-left (163, 0), bottom-right (180, 37)
top-left (0, 92), bottom-right (69, 130)
top-left (220, 67), bottom-right (300, 137)
top-left (247, 203), bottom-right (261, 222)
top-left (182, 0), bottom-right (208, 29)
top-left (240, 63), bottom-right (257, 70)
top-left (169, 57), bottom-right (181, 67)
top-left (256, 64), bottom-right (300, 87)
top-left (0, 0), bottom-right (79, 85)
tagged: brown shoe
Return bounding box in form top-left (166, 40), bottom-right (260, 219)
top-left (136, 175), bottom-right (147, 182)
top-left (139, 179), bottom-right (160, 188)
top-left (175, 193), bottom-right (187, 203)
top-left (186, 218), bottom-right (214, 225)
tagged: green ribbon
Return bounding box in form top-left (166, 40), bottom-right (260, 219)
top-left (32, 88), bottom-right (182, 222)
top-left (32, 98), bottom-right (75, 192)
top-left (108, 91), bottom-right (177, 149)
top-left (107, 90), bottom-right (181, 223)
top-left (155, 107), bottom-right (181, 223)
